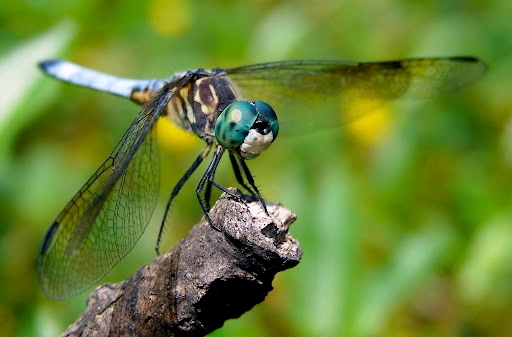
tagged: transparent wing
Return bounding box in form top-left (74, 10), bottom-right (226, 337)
top-left (226, 57), bottom-right (486, 134)
top-left (38, 83), bottom-right (177, 300)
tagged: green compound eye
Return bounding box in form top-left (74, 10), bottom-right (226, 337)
top-left (254, 100), bottom-right (279, 139)
top-left (215, 101), bottom-right (258, 149)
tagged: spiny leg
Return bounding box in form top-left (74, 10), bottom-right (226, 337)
top-left (204, 180), bottom-right (213, 210)
top-left (204, 151), bottom-right (253, 210)
top-left (205, 148), bottom-right (247, 202)
top-left (196, 145), bottom-right (225, 230)
top-left (237, 157), bottom-right (269, 216)
top-left (229, 151), bottom-right (256, 196)
top-left (155, 143), bottom-right (213, 255)
top-left (196, 145), bottom-right (245, 230)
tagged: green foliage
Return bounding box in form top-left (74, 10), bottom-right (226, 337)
top-left (0, 1), bottom-right (510, 336)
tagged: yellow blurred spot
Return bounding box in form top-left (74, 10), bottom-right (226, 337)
top-left (345, 96), bottom-right (393, 147)
top-left (156, 118), bottom-right (201, 153)
top-left (148, 0), bottom-right (191, 36)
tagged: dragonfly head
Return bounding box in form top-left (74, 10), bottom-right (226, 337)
top-left (215, 100), bottom-right (279, 159)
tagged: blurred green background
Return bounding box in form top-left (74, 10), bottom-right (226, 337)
top-left (1, 0), bottom-right (511, 336)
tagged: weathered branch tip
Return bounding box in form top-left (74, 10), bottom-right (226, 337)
top-left (62, 189), bottom-right (302, 337)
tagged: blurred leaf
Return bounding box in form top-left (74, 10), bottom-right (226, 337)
top-left (0, 21), bottom-right (75, 164)
top-left (357, 218), bottom-right (457, 335)
top-left (458, 213), bottom-right (512, 305)
top-left (148, 0), bottom-right (191, 37)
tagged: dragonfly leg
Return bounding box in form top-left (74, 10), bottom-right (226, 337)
top-left (237, 157), bottom-right (269, 216)
top-left (228, 152), bottom-right (256, 196)
top-left (156, 143), bottom-right (213, 255)
top-left (204, 151), bottom-right (251, 209)
top-left (196, 145), bottom-right (225, 230)
top-left (204, 180), bottom-right (213, 210)
top-left (196, 145), bottom-right (247, 231)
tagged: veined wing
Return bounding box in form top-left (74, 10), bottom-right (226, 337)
top-left (225, 57), bottom-right (486, 134)
top-left (38, 82), bottom-right (177, 300)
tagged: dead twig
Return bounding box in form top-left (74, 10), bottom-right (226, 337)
top-left (62, 189), bottom-right (301, 337)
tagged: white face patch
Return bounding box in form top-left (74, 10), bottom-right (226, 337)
top-left (240, 129), bottom-right (275, 159)
top-left (231, 108), bottom-right (242, 123)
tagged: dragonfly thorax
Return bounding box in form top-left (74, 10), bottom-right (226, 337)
top-left (215, 100), bottom-right (279, 159)
top-left (165, 72), bottom-right (240, 143)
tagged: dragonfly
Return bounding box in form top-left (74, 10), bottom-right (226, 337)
top-left (38, 56), bottom-right (486, 300)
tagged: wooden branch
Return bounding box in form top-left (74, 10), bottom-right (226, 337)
top-left (62, 189), bottom-right (302, 337)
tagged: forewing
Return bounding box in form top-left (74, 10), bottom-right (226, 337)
top-left (38, 83), bottom-right (177, 299)
top-left (226, 57), bottom-right (486, 134)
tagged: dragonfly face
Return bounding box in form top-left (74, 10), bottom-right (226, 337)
top-left (37, 57), bottom-right (486, 299)
top-left (215, 100), bottom-right (279, 159)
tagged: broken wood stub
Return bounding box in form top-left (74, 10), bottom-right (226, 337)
top-left (63, 189), bottom-right (302, 337)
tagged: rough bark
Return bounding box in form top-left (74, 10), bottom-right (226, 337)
top-left (62, 189), bottom-right (301, 337)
